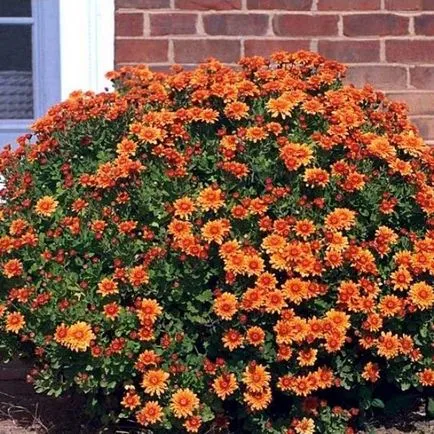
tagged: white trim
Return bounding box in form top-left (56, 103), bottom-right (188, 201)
top-left (0, 120), bottom-right (32, 130)
top-left (0, 17), bottom-right (33, 24)
top-left (32, 0), bottom-right (61, 118)
top-left (59, 0), bottom-right (115, 99)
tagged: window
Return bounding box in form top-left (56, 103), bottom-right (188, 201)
top-left (0, 0), bottom-right (60, 146)
top-left (0, 0), bottom-right (114, 149)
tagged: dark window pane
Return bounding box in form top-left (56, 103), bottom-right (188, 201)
top-left (0, 25), bottom-right (32, 71)
top-left (0, 0), bottom-right (31, 17)
top-left (0, 25), bottom-right (33, 119)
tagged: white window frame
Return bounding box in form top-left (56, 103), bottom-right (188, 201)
top-left (0, 0), bottom-right (61, 145)
top-left (59, 0), bottom-right (114, 99)
top-left (0, 0), bottom-right (115, 147)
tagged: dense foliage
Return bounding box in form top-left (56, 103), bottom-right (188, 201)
top-left (0, 51), bottom-right (433, 433)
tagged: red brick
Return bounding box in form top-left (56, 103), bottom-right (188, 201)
top-left (116, 0), bottom-right (170, 8)
top-left (411, 117), bottom-right (434, 141)
top-left (415, 15), bottom-right (434, 35)
top-left (345, 66), bottom-right (407, 90)
top-left (318, 0), bottom-right (380, 9)
top-left (204, 14), bottom-right (268, 36)
top-left (115, 13), bottom-right (143, 37)
top-left (174, 39), bottom-right (241, 63)
top-left (247, 0), bottom-right (312, 10)
top-left (273, 14), bottom-right (338, 36)
top-left (410, 66), bottom-right (434, 89)
top-left (386, 40), bottom-right (434, 63)
top-left (385, 0), bottom-right (434, 10)
top-left (344, 14), bottom-right (408, 36)
top-left (244, 39), bottom-right (311, 57)
top-left (318, 40), bottom-right (380, 62)
top-left (116, 39), bottom-right (168, 63)
top-left (175, 0), bottom-right (241, 10)
top-left (150, 13), bottom-right (197, 35)
top-left (387, 92), bottom-right (434, 115)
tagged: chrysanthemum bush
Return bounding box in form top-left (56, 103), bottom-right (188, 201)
top-left (0, 50), bottom-right (433, 433)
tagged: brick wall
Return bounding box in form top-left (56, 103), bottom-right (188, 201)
top-left (115, 0), bottom-right (434, 142)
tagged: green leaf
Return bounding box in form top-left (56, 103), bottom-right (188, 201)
top-left (371, 398), bottom-right (385, 409)
top-left (427, 397), bottom-right (434, 418)
top-left (196, 289), bottom-right (213, 303)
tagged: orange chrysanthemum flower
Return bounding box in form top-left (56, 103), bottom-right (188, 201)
top-left (121, 390), bottom-right (141, 410)
top-left (222, 328), bottom-right (244, 351)
top-left (418, 368), bottom-right (434, 386)
top-left (173, 197), bottom-right (196, 219)
top-left (118, 220), bottom-right (138, 235)
top-left (64, 321), bottom-right (95, 352)
top-left (141, 369), bottom-right (170, 397)
top-left (224, 101), bottom-right (249, 120)
top-left (243, 386), bottom-right (272, 411)
top-left (295, 417), bottom-right (315, 434)
top-left (183, 415), bottom-right (202, 433)
top-left (97, 278), bottom-right (119, 296)
top-left (136, 401), bottom-right (164, 426)
top-left (325, 249), bottom-right (343, 269)
top-left (362, 313), bottom-right (383, 332)
top-left (361, 362), bottom-right (380, 383)
top-left (35, 196), bottom-right (58, 217)
top-left (280, 142), bottom-right (314, 171)
top-left (256, 272), bottom-right (277, 290)
top-left (219, 240), bottom-right (241, 259)
top-left (168, 219), bottom-right (193, 241)
top-left (136, 126), bottom-right (163, 144)
top-left (390, 266), bottom-right (412, 290)
top-left (264, 290), bottom-right (287, 313)
top-left (214, 292), bottom-right (238, 320)
top-left (324, 208), bottom-right (356, 231)
top-left (262, 234), bottom-right (286, 253)
top-left (170, 388), bottom-right (200, 419)
top-left (409, 282), bottom-right (434, 310)
top-left (303, 168), bottom-right (329, 187)
top-left (266, 96), bottom-right (293, 118)
top-left (116, 138), bottom-right (137, 155)
top-left (129, 266), bottom-right (149, 287)
top-left (201, 219), bottom-right (231, 244)
top-left (2, 259), bottom-right (23, 278)
top-left (245, 126), bottom-right (269, 143)
top-left (379, 295), bottom-right (402, 317)
top-left (54, 323), bottom-right (68, 344)
top-left (367, 136), bottom-right (396, 161)
top-left (294, 219), bottom-right (316, 239)
top-left (282, 278), bottom-right (309, 304)
top-left (136, 350), bottom-right (160, 370)
top-left (5, 312), bottom-right (25, 333)
top-left (244, 255), bottom-right (265, 276)
top-left (297, 348), bottom-right (318, 367)
top-left (242, 363), bottom-right (270, 392)
top-left (103, 302), bottom-right (120, 320)
top-left (137, 299), bottom-right (163, 323)
top-left (212, 373), bottom-right (238, 400)
top-left (197, 187), bottom-right (224, 211)
top-left (246, 326), bottom-right (266, 347)
top-left (377, 331), bottom-right (400, 359)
